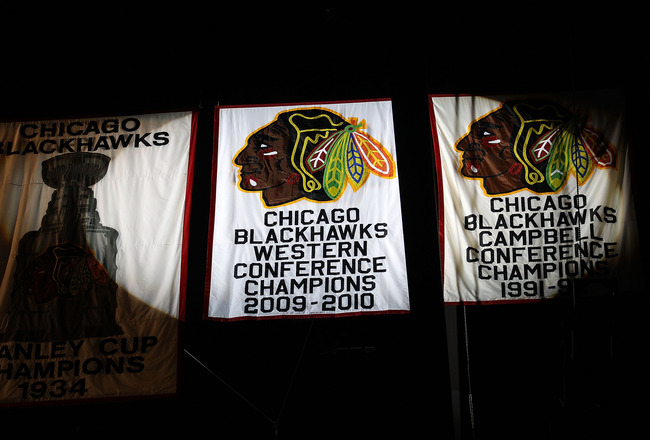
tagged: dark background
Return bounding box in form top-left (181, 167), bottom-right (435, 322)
top-left (2, 5), bottom-right (648, 439)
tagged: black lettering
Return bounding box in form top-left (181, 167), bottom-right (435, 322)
top-left (604, 207), bottom-right (617, 223)
top-left (20, 124), bottom-right (38, 138)
top-left (234, 229), bottom-right (248, 244)
top-left (127, 356), bottom-right (145, 373)
top-left (153, 131), bottom-right (169, 146)
top-left (464, 214), bottom-right (476, 230)
top-left (374, 223), bottom-right (388, 238)
top-left (38, 140), bottom-right (57, 154)
top-left (134, 133), bottom-right (151, 147)
top-left (67, 121), bottom-right (84, 136)
top-left (110, 134), bottom-right (133, 148)
top-left (21, 141), bottom-right (38, 155)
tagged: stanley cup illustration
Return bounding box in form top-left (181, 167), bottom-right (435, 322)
top-left (1, 152), bottom-right (123, 341)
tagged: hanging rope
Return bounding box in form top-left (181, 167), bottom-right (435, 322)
top-left (276, 319), bottom-right (315, 431)
top-left (183, 349), bottom-right (276, 425)
top-left (462, 304), bottom-right (476, 440)
top-left (184, 319), bottom-right (315, 439)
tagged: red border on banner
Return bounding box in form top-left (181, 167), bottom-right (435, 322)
top-left (202, 106), bottom-right (221, 320)
top-left (427, 95), bottom-right (449, 295)
top-left (203, 98), bottom-right (410, 321)
top-left (179, 110), bottom-right (198, 322)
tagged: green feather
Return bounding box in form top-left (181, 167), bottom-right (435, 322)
top-left (546, 130), bottom-right (571, 191)
top-left (323, 141), bottom-right (346, 199)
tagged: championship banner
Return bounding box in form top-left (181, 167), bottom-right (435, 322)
top-left (206, 99), bottom-right (409, 320)
top-left (429, 93), bottom-right (643, 303)
top-left (0, 111), bottom-right (196, 404)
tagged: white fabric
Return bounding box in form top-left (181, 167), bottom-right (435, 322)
top-left (0, 112), bottom-right (193, 316)
top-left (0, 111), bottom-right (193, 403)
top-left (208, 100), bottom-right (410, 319)
top-left (430, 93), bottom-right (644, 303)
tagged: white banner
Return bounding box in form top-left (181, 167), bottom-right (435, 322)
top-left (430, 93), bottom-right (643, 303)
top-left (206, 100), bottom-right (409, 319)
top-left (0, 111), bottom-right (195, 404)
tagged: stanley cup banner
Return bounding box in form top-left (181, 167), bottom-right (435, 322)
top-left (0, 111), bottom-right (196, 404)
top-left (206, 99), bottom-right (410, 320)
top-left (429, 93), bottom-right (643, 303)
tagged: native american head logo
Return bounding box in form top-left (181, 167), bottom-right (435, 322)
top-left (233, 108), bottom-right (396, 207)
top-left (455, 100), bottom-right (616, 195)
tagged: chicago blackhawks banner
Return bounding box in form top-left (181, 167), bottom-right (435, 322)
top-left (206, 99), bottom-right (409, 320)
top-left (430, 93), bottom-right (643, 303)
top-left (0, 111), bottom-right (196, 404)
